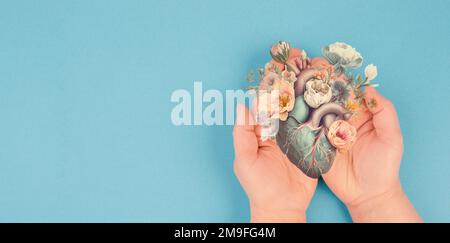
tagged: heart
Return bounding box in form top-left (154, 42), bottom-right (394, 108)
top-left (276, 68), bottom-right (350, 178)
top-left (276, 108), bottom-right (337, 178)
top-left (255, 41), bottom-right (373, 178)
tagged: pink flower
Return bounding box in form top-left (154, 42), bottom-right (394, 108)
top-left (259, 71), bottom-right (280, 90)
top-left (327, 120), bottom-right (357, 150)
top-left (281, 70), bottom-right (297, 83)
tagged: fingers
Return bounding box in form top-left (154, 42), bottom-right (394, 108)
top-left (364, 87), bottom-right (402, 143)
top-left (233, 103), bottom-right (258, 163)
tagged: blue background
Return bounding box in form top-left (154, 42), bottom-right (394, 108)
top-left (0, 0), bottom-right (449, 222)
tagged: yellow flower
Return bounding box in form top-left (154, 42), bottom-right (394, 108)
top-left (345, 100), bottom-right (359, 113)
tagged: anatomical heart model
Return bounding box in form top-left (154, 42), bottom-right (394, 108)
top-left (247, 41), bottom-right (379, 178)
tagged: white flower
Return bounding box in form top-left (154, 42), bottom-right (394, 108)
top-left (364, 64), bottom-right (378, 81)
top-left (323, 42), bottom-right (363, 71)
top-left (303, 79), bottom-right (332, 108)
top-left (301, 49), bottom-right (308, 60)
top-left (254, 96), bottom-right (280, 142)
top-left (259, 114), bottom-right (279, 142)
top-left (255, 91), bottom-right (280, 120)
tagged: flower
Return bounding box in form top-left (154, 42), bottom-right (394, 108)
top-left (269, 41), bottom-right (304, 74)
top-left (258, 112), bottom-right (279, 142)
top-left (366, 97), bottom-right (378, 109)
top-left (301, 49), bottom-right (308, 60)
top-left (255, 91), bottom-right (280, 120)
top-left (273, 80), bottom-right (295, 121)
top-left (327, 120), bottom-right (357, 150)
top-left (270, 41), bottom-right (291, 63)
top-left (331, 80), bottom-right (350, 104)
top-left (259, 71), bottom-right (280, 90)
top-left (364, 64), bottom-right (378, 81)
top-left (281, 70), bottom-right (297, 83)
top-left (264, 62), bottom-right (280, 74)
top-left (345, 100), bottom-right (359, 113)
top-left (303, 79), bottom-right (332, 108)
top-left (254, 99), bottom-right (280, 142)
top-left (310, 57), bottom-right (338, 80)
top-left (323, 42), bottom-right (363, 74)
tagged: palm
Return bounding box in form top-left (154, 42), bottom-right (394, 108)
top-left (235, 141), bottom-right (317, 212)
top-left (323, 87), bottom-right (403, 206)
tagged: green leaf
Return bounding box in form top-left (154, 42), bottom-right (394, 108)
top-left (357, 74), bottom-right (363, 84)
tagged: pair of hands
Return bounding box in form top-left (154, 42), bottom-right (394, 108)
top-left (233, 87), bottom-right (421, 222)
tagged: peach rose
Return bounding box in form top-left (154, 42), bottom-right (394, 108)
top-left (259, 71), bottom-right (280, 90)
top-left (273, 80), bottom-right (295, 121)
top-left (327, 120), bottom-right (357, 150)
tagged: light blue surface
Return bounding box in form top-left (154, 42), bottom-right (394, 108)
top-left (0, 0), bottom-right (449, 222)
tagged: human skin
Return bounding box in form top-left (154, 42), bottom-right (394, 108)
top-left (233, 104), bottom-right (317, 222)
top-left (233, 87), bottom-right (421, 222)
top-left (322, 86), bottom-right (422, 222)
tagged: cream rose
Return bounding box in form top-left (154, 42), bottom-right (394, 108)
top-left (323, 42), bottom-right (363, 71)
top-left (255, 91), bottom-right (280, 121)
top-left (303, 79), bottom-right (332, 108)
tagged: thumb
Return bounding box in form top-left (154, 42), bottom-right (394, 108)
top-left (233, 103), bottom-right (258, 163)
top-left (364, 86), bottom-right (402, 144)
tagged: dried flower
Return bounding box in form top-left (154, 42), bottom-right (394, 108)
top-left (366, 97), bottom-right (378, 109)
top-left (331, 80), bottom-right (350, 104)
top-left (301, 49), bottom-right (308, 60)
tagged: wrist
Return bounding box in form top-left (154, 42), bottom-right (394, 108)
top-left (347, 183), bottom-right (422, 223)
top-left (250, 203), bottom-right (306, 223)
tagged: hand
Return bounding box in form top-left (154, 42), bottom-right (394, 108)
top-left (233, 104), bottom-right (317, 222)
top-left (323, 87), bottom-right (421, 222)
